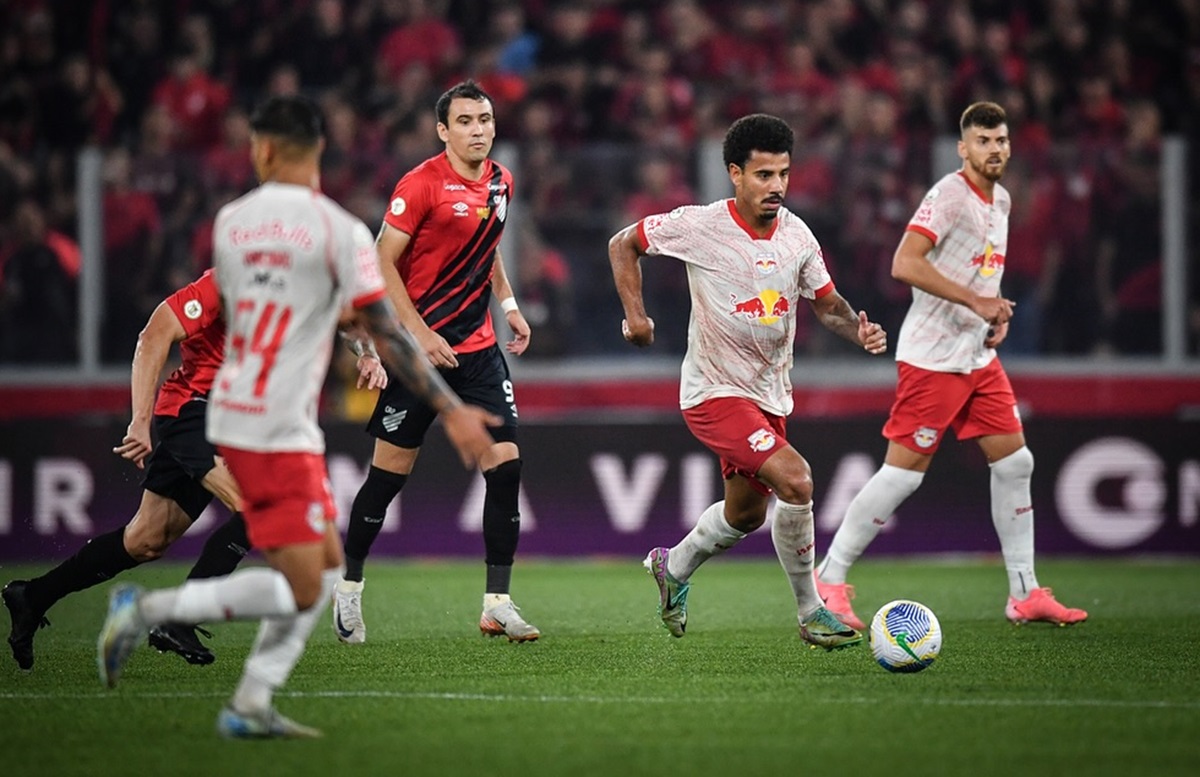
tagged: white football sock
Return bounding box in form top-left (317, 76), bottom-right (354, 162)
top-left (990, 447), bottom-right (1039, 598)
top-left (771, 501), bottom-right (823, 617)
top-left (818, 464), bottom-right (924, 584)
top-left (232, 568), bottom-right (339, 715)
top-left (666, 501), bottom-right (746, 582)
top-left (138, 567), bottom-right (298, 625)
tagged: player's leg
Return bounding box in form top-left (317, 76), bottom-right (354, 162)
top-left (962, 361), bottom-right (1085, 625)
top-left (758, 445), bottom-right (862, 650)
top-left (457, 347), bottom-right (538, 642)
top-left (643, 398), bottom-right (764, 637)
top-left (979, 436), bottom-right (1088, 625)
top-left (337, 380), bottom-right (432, 644)
top-left (143, 414), bottom-right (250, 664)
top-left (219, 524), bottom-right (340, 739)
top-left (3, 482), bottom-right (190, 671)
top-left (816, 363), bottom-right (964, 628)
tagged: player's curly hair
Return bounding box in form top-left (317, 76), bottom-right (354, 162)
top-left (722, 114), bottom-right (794, 169)
top-left (960, 102), bottom-right (1007, 134)
top-left (436, 80), bottom-right (494, 126)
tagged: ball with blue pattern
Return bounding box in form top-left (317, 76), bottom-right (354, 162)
top-left (869, 599), bottom-right (942, 673)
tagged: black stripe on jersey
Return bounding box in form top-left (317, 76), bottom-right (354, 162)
top-left (418, 165), bottom-right (507, 344)
top-left (421, 216), bottom-right (504, 345)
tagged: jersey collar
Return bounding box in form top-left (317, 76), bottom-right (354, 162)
top-left (957, 170), bottom-right (994, 204)
top-left (726, 199), bottom-right (778, 240)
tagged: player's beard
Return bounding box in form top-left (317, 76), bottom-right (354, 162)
top-left (972, 155), bottom-right (1007, 182)
top-left (761, 197), bottom-right (783, 220)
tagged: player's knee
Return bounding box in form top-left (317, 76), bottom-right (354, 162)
top-left (992, 446), bottom-right (1034, 481)
top-left (483, 458), bottom-right (521, 505)
top-left (123, 522), bottom-right (171, 562)
top-left (773, 473), bottom-right (814, 506)
top-left (290, 578), bottom-right (323, 611)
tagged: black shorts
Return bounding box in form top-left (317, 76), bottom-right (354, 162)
top-left (141, 399), bottom-right (217, 521)
top-left (366, 343), bottom-right (518, 449)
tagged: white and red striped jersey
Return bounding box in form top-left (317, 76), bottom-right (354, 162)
top-left (639, 199), bottom-right (834, 417)
top-left (208, 182), bottom-right (386, 453)
top-left (897, 171), bottom-right (1011, 373)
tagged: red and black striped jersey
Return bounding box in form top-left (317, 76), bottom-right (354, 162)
top-left (382, 151), bottom-right (512, 354)
top-left (155, 269), bottom-right (225, 417)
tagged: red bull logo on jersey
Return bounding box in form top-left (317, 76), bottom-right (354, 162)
top-left (970, 242), bottom-right (1005, 278)
top-left (754, 252), bottom-right (778, 275)
top-left (730, 290), bottom-right (789, 325)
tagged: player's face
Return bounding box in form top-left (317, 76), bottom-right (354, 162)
top-left (730, 151), bottom-right (790, 223)
top-left (438, 97), bottom-right (496, 166)
top-left (959, 124), bottom-right (1011, 182)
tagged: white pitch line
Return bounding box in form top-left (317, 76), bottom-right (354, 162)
top-left (1, 689), bottom-right (1197, 710)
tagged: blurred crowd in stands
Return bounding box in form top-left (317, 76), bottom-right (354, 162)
top-left (1, 0), bottom-right (1197, 369)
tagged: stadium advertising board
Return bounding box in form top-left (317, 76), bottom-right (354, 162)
top-left (0, 418), bottom-right (1196, 559)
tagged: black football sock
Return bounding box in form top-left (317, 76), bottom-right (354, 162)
top-left (482, 459), bottom-right (522, 593)
top-left (185, 513), bottom-right (250, 580)
top-left (344, 467), bottom-right (408, 582)
top-left (23, 527), bottom-right (139, 613)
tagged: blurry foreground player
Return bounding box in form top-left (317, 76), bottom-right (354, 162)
top-left (96, 95), bottom-right (498, 739)
top-left (609, 114), bottom-right (888, 648)
top-left (815, 102), bottom-right (1087, 629)
top-left (4, 270), bottom-right (250, 669)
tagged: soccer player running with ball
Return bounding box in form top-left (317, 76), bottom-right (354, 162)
top-left (96, 95), bottom-right (498, 738)
top-left (334, 80), bottom-right (539, 644)
top-left (609, 114), bottom-right (888, 648)
top-left (815, 102), bottom-right (1087, 629)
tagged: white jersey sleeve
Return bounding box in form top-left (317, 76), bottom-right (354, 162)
top-left (894, 173), bottom-right (1011, 373)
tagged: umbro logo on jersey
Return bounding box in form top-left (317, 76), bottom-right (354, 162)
top-left (382, 407), bottom-right (408, 432)
top-left (452, 202), bottom-right (469, 217)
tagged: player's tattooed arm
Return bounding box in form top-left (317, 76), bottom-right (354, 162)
top-left (810, 291), bottom-right (888, 354)
top-left (357, 298), bottom-right (463, 414)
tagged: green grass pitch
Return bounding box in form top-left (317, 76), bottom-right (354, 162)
top-left (1, 557), bottom-right (1197, 776)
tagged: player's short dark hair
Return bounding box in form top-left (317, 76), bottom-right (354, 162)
top-left (722, 114), bottom-right (794, 169)
top-left (248, 95), bottom-right (324, 147)
top-left (960, 101), bottom-right (1007, 134)
top-left (436, 80), bottom-right (494, 126)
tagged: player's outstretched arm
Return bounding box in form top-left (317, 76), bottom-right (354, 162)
top-left (113, 301), bottom-right (187, 469)
top-left (809, 292), bottom-right (888, 354)
top-left (608, 223), bottom-right (655, 346)
top-left (356, 298), bottom-right (499, 468)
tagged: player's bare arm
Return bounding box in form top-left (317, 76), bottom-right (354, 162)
top-left (113, 301), bottom-right (188, 469)
top-left (376, 222), bottom-right (459, 368)
top-left (809, 291), bottom-right (888, 354)
top-left (337, 322), bottom-right (388, 390)
top-left (490, 249), bottom-right (530, 356)
top-left (608, 222), bottom-right (655, 346)
top-left (892, 231), bottom-right (1014, 324)
top-left (355, 298), bottom-right (500, 468)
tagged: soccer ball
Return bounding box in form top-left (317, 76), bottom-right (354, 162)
top-left (869, 599), bottom-right (942, 673)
